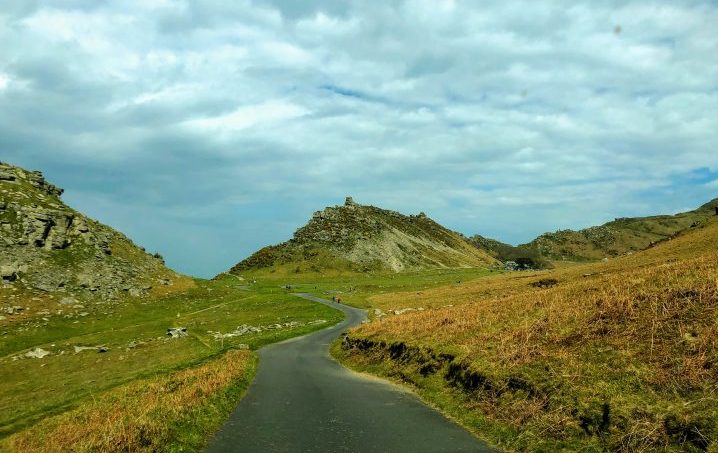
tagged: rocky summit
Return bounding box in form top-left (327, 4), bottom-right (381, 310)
top-left (0, 162), bottom-right (180, 299)
top-left (230, 197), bottom-right (498, 274)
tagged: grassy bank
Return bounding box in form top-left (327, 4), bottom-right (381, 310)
top-left (336, 219), bottom-right (718, 452)
top-left (1, 276), bottom-right (342, 442)
top-left (2, 349), bottom-right (256, 452)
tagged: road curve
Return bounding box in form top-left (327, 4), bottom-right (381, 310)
top-left (205, 293), bottom-right (495, 453)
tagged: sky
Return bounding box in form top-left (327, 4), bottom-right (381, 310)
top-left (1, 1), bottom-right (717, 278)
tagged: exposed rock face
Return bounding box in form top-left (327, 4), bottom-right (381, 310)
top-left (230, 198), bottom-right (497, 273)
top-left (0, 162), bottom-right (178, 299)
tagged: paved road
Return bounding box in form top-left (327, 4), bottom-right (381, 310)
top-left (205, 294), bottom-right (495, 453)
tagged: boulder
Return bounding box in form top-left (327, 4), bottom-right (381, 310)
top-left (167, 327), bottom-right (187, 338)
top-left (25, 348), bottom-right (51, 359)
top-left (0, 170), bottom-right (16, 181)
top-left (1, 265), bottom-right (18, 282)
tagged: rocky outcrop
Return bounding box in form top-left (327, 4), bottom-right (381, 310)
top-left (230, 197), bottom-right (498, 274)
top-left (0, 162), bottom-right (178, 299)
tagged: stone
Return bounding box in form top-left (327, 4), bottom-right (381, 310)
top-left (0, 170), bottom-right (16, 181)
top-left (74, 345), bottom-right (97, 353)
top-left (59, 297), bottom-right (79, 305)
top-left (0, 265), bottom-right (18, 282)
top-left (25, 348), bottom-right (51, 359)
top-left (167, 327), bottom-right (187, 338)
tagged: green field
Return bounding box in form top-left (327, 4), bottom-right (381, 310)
top-left (0, 276), bottom-right (343, 438)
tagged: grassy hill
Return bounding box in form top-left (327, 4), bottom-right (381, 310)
top-left (525, 199), bottom-right (718, 261)
top-left (337, 214), bottom-right (718, 452)
top-left (230, 197), bottom-right (498, 275)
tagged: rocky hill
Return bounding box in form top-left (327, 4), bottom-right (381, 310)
top-left (524, 198), bottom-right (718, 261)
top-left (230, 197), bottom-right (498, 274)
top-left (0, 162), bottom-right (182, 300)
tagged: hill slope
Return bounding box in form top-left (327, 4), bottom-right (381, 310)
top-left (524, 199), bottom-right (718, 261)
top-left (0, 161), bottom-right (181, 300)
top-left (230, 197), bottom-right (498, 274)
top-left (340, 215), bottom-right (718, 452)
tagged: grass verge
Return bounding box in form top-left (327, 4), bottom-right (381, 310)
top-left (1, 349), bottom-right (257, 452)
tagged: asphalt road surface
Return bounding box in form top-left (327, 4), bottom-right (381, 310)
top-left (205, 293), bottom-right (495, 453)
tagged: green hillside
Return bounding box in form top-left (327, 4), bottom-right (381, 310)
top-left (524, 199), bottom-right (718, 261)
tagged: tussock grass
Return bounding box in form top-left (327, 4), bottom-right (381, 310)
top-left (2, 350), bottom-right (256, 453)
top-left (341, 220), bottom-right (718, 452)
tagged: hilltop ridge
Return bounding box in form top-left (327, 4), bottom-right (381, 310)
top-left (524, 198), bottom-right (718, 261)
top-left (230, 197), bottom-right (497, 274)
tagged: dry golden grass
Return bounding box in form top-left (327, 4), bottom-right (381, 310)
top-left (3, 350), bottom-right (254, 453)
top-left (148, 274), bottom-right (197, 298)
top-left (346, 219), bottom-right (718, 451)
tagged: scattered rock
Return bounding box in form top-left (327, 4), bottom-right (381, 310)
top-left (25, 347), bottom-right (51, 359)
top-left (74, 345), bottom-right (103, 354)
top-left (209, 320), bottom-right (326, 340)
top-left (530, 278), bottom-right (559, 289)
top-left (126, 340), bottom-right (144, 349)
top-left (59, 297), bottom-right (79, 305)
top-left (392, 307), bottom-right (425, 315)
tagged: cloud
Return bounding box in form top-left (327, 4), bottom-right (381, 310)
top-left (0, 72), bottom-right (9, 91)
top-left (183, 99), bottom-right (309, 133)
top-left (0, 0), bottom-right (717, 277)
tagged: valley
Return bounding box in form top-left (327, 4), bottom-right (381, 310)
top-left (2, 162), bottom-right (717, 452)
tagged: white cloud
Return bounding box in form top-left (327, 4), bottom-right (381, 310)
top-left (0, 73), bottom-right (9, 91)
top-left (1, 0), bottom-right (717, 276)
top-left (183, 100), bottom-right (309, 133)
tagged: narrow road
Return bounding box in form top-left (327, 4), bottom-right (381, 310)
top-left (206, 294), bottom-right (495, 453)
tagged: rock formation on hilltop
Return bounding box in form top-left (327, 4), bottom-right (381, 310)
top-left (0, 162), bottom-right (180, 299)
top-left (230, 197), bottom-right (498, 274)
